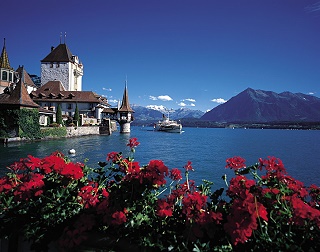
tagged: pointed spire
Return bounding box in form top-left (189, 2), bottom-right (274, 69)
top-left (0, 38), bottom-right (13, 70)
top-left (118, 79), bottom-right (134, 112)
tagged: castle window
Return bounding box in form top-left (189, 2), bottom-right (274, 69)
top-left (56, 63), bottom-right (60, 68)
top-left (50, 63), bottom-right (53, 68)
top-left (68, 104), bottom-right (73, 109)
top-left (9, 72), bottom-right (12, 81)
top-left (2, 71), bottom-right (8, 81)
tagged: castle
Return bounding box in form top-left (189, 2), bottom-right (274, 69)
top-left (0, 38), bottom-right (134, 134)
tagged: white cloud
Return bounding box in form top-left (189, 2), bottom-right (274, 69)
top-left (149, 95), bottom-right (173, 101)
top-left (190, 103), bottom-right (196, 107)
top-left (211, 98), bottom-right (227, 104)
top-left (178, 102), bottom-right (187, 107)
top-left (108, 99), bottom-right (118, 104)
top-left (308, 92), bottom-right (315, 95)
top-left (149, 95), bottom-right (157, 101)
top-left (158, 95), bottom-right (173, 101)
top-left (184, 98), bottom-right (196, 102)
top-left (102, 87), bottom-right (112, 91)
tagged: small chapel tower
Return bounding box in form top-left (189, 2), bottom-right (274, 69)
top-left (40, 37), bottom-right (83, 91)
top-left (0, 38), bottom-right (16, 93)
top-left (117, 80), bottom-right (134, 133)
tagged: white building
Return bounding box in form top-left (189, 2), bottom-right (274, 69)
top-left (41, 43), bottom-right (83, 91)
top-left (30, 81), bottom-right (110, 125)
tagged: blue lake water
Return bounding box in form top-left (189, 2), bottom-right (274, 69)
top-left (1, 127), bottom-right (319, 189)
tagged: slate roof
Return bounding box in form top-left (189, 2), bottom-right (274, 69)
top-left (16, 66), bottom-right (37, 88)
top-left (102, 107), bottom-right (117, 114)
top-left (118, 83), bottom-right (134, 112)
top-left (31, 81), bottom-right (110, 105)
top-left (0, 78), bottom-right (39, 108)
top-left (41, 43), bottom-right (74, 62)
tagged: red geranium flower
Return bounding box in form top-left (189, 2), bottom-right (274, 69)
top-left (107, 151), bottom-right (122, 163)
top-left (182, 191), bottom-right (207, 221)
top-left (157, 199), bottom-right (173, 217)
top-left (111, 210), bottom-right (127, 225)
top-left (170, 168), bottom-right (182, 181)
top-left (61, 162), bottom-right (84, 180)
top-left (25, 155), bottom-right (42, 171)
top-left (127, 137), bottom-right (140, 149)
top-left (259, 156), bottom-right (286, 174)
top-left (226, 156), bottom-right (246, 170)
top-left (184, 161), bottom-right (193, 171)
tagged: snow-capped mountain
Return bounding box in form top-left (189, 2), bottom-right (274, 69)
top-left (131, 105), bottom-right (204, 121)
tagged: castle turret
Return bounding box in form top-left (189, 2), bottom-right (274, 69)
top-left (41, 41), bottom-right (83, 91)
top-left (117, 81), bottom-right (134, 133)
top-left (0, 38), bottom-right (16, 93)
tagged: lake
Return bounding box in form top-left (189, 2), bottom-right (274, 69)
top-left (1, 127), bottom-right (319, 189)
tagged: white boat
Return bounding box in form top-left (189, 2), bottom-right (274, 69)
top-left (154, 114), bottom-right (182, 133)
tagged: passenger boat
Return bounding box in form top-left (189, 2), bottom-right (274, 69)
top-left (154, 114), bottom-right (182, 133)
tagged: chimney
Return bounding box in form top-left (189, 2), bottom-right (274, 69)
top-left (51, 46), bottom-right (55, 51)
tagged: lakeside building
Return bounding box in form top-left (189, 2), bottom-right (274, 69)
top-left (41, 42), bottom-right (83, 91)
top-left (0, 38), bottom-right (134, 133)
top-left (30, 81), bottom-right (110, 125)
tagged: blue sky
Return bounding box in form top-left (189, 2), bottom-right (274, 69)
top-left (2, 0), bottom-right (320, 112)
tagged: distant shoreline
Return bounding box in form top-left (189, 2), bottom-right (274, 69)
top-left (132, 120), bottom-right (320, 130)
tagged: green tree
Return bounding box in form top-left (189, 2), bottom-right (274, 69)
top-left (74, 103), bottom-right (80, 126)
top-left (56, 104), bottom-right (63, 125)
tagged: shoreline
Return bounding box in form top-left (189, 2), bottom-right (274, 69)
top-left (133, 120), bottom-right (320, 130)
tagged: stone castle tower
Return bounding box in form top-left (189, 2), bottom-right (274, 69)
top-left (41, 42), bottom-right (83, 91)
top-left (117, 81), bottom-right (134, 133)
top-left (0, 38), bottom-right (16, 93)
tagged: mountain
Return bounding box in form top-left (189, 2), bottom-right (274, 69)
top-left (170, 107), bottom-right (205, 119)
top-left (131, 105), bottom-right (163, 120)
top-left (201, 88), bottom-right (320, 123)
top-left (131, 105), bottom-right (204, 122)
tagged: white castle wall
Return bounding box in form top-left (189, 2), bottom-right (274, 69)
top-left (41, 62), bottom-right (70, 90)
top-left (41, 60), bottom-right (83, 91)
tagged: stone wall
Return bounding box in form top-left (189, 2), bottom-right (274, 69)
top-left (1, 120), bottom-right (116, 144)
top-left (65, 126), bottom-right (100, 137)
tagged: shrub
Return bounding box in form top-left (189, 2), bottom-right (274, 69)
top-left (49, 123), bottom-right (60, 127)
top-left (41, 127), bottom-right (67, 138)
top-left (0, 108), bottom-right (41, 139)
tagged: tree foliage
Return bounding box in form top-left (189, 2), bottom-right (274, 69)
top-left (0, 108), bottom-right (41, 139)
top-left (56, 104), bottom-right (63, 125)
top-left (74, 103), bottom-right (80, 126)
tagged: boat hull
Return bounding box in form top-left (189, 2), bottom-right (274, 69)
top-left (154, 123), bottom-right (182, 133)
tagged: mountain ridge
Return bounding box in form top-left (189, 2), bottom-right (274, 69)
top-left (201, 88), bottom-right (320, 122)
top-left (131, 105), bottom-right (204, 121)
